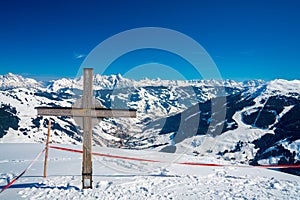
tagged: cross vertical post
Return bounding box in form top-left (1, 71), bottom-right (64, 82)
top-left (82, 68), bottom-right (93, 189)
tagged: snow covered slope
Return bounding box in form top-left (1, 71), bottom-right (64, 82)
top-left (0, 143), bottom-right (300, 199)
top-left (0, 73), bottom-right (299, 176)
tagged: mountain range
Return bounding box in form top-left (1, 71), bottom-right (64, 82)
top-left (0, 73), bottom-right (299, 175)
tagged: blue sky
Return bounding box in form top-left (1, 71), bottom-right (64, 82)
top-left (0, 0), bottom-right (299, 81)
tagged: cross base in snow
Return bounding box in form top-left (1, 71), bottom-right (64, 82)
top-left (36, 68), bottom-right (136, 189)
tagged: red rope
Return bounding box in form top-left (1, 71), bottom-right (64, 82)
top-left (49, 145), bottom-right (300, 169)
top-left (49, 145), bottom-right (160, 163)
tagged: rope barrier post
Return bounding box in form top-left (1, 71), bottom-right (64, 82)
top-left (43, 118), bottom-right (51, 178)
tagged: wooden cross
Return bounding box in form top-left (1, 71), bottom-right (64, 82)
top-left (36, 68), bottom-right (136, 189)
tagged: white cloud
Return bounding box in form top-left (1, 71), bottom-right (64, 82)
top-left (73, 52), bottom-right (86, 59)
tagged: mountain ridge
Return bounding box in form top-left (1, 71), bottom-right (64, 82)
top-left (0, 72), bottom-right (268, 91)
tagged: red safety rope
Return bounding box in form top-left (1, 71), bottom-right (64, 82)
top-left (49, 145), bottom-right (300, 169)
top-left (0, 148), bottom-right (46, 194)
top-left (49, 145), bottom-right (160, 163)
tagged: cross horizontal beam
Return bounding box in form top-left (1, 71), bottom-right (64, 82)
top-left (36, 107), bottom-right (137, 118)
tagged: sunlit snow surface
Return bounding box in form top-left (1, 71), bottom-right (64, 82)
top-left (1, 144), bottom-right (300, 199)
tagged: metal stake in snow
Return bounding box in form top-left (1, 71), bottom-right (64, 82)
top-left (36, 68), bottom-right (136, 189)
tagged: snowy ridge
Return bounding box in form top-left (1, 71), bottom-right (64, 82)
top-left (0, 73), bottom-right (41, 90)
top-left (48, 73), bottom-right (251, 92)
top-left (265, 79), bottom-right (300, 96)
top-left (47, 77), bottom-right (82, 92)
top-left (0, 72), bottom-right (263, 92)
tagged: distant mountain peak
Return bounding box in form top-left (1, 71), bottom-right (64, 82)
top-left (0, 72), bottom-right (41, 89)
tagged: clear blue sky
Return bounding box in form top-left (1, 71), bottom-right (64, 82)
top-left (0, 0), bottom-right (299, 81)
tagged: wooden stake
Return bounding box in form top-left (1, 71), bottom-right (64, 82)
top-left (43, 119), bottom-right (51, 178)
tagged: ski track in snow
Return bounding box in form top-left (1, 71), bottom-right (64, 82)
top-left (1, 144), bottom-right (300, 200)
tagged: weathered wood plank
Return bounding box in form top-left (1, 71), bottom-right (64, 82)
top-left (36, 107), bottom-right (137, 118)
top-left (82, 68), bottom-right (93, 189)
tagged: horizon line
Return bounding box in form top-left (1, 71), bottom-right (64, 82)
top-left (0, 71), bottom-right (298, 82)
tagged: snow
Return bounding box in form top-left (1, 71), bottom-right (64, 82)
top-left (190, 108), bottom-right (270, 162)
top-left (266, 79), bottom-right (300, 96)
top-left (44, 73), bottom-right (247, 93)
top-left (0, 87), bottom-right (81, 144)
top-left (0, 73), bottom-right (41, 89)
top-left (1, 143), bottom-right (300, 199)
top-left (258, 156), bottom-right (283, 166)
top-left (282, 140), bottom-right (300, 160)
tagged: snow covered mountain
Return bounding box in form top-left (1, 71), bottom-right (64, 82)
top-left (0, 73), bottom-right (41, 90)
top-left (0, 73), bottom-right (299, 176)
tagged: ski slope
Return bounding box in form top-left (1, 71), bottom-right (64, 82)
top-left (1, 144), bottom-right (300, 199)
